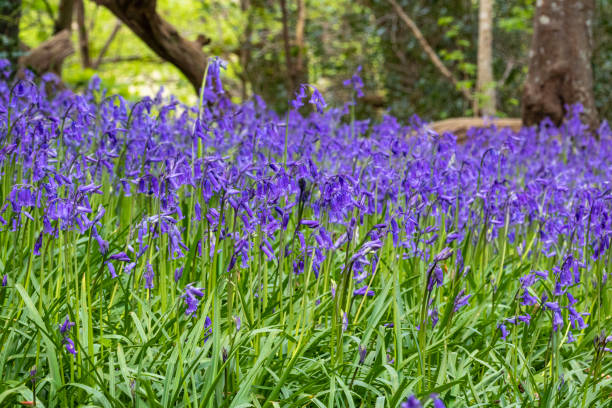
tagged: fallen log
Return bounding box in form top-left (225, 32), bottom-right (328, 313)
top-left (427, 117), bottom-right (523, 142)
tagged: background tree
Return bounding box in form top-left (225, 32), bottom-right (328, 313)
top-left (75, 0), bottom-right (90, 68)
top-left (522, 0), bottom-right (598, 129)
top-left (476, 0), bottom-right (495, 115)
top-left (54, 0), bottom-right (74, 34)
top-left (279, 0), bottom-right (307, 94)
top-left (13, 0), bottom-right (611, 123)
top-left (593, 0), bottom-right (612, 120)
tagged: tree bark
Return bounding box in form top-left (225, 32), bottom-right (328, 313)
top-left (279, 0), bottom-right (294, 93)
top-left (19, 29), bottom-right (74, 74)
top-left (75, 0), bottom-right (91, 68)
top-left (294, 0), bottom-right (307, 85)
top-left (475, 0), bottom-right (496, 116)
top-left (239, 0), bottom-right (253, 100)
top-left (93, 0), bottom-right (208, 94)
top-left (522, 0), bottom-right (598, 130)
top-left (0, 0), bottom-right (23, 71)
top-left (54, 0), bottom-right (75, 34)
top-left (50, 0), bottom-right (75, 76)
top-left (279, 0), bottom-right (308, 94)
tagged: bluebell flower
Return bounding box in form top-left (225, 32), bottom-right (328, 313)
top-left (434, 247), bottom-right (453, 262)
top-left (59, 316), bottom-right (77, 356)
top-left (109, 252), bottom-right (131, 262)
top-left (33, 233), bottom-right (43, 256)
top-left (59, 316), bottom-right (75, 335)
top-left (204, 316), bottom-right (213, 341)
top-left (430, 394), bottom-right (446, 408)
top-left (291, 85), bottom-right (308, 110)
top-left (427, 265), bottom-right (444, 291)
top-left (174, 266), bottom-right (184, 282)
top-left (62, 337), bottom-right (77, 355)
top-left (353, 285), bottom-right (374, 296)
top-left (521, 289), bottom-right (538, 306)
top-left (358, 345), bottom-right (367, 364)
top-left (144, 262), bottom-right (155, 289)
top-left (545, 302), bottom-right (564, 331)
top-left (453, 289), bottom-right (471, 312)
top-left (343, 65), bottom-right (364, 98)
top-left (308, 86), bottom-right (327, 114)
top-left (182, 283), bottom-right (205, 316)
top-left (105, 261), bottom-right (117, 278)
top-left (300, 219), bottom-right (319, 228)
top-left (401, 395), bottom-right (422, 408)
top-left (428, 308), bottom-right (439, 328)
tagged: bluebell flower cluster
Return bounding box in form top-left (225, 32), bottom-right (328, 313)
top-left (0, 57), bottom-right (610, 363)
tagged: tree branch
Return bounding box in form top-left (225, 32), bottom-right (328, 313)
top-left (279, 0), bottom-right (294, 93)
top-left (387, 0), bottom-right (473, 104)
top-left (93, 0), bottom-right (208, 93)
top-left (93, 21), bottom-right (121, 69)
top-left (98, 55), bottom-right (163, 64)
top-left (75, 0), bottom-right (91, 68)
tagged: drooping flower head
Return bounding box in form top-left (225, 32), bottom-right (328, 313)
top-left (144, 262), bottom-right (155, 289)
top-left (343, 65), bottom-right (364, 98)
top-left (63, 337), bottom-right (77, 355)
top-left (59, 316), bottom-right (77, 356)
top-left (59, 316), bottom-right (75, 335)
top-left (453, 289), bottom-right (471, 312)
top-left (358, 345), bottom-right (367, 364)
top-left (401, 395), bottom-right (422, 408)
top-left (181, 283), bottom-right (205, 316)
top-left (291, 84), bottom-right (327, 113)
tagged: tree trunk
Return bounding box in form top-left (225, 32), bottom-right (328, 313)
top-left (54, 0), bottom-right (75, 34)
top-left (279, 0), bottom-right (294, 93)
top-left (75, 0), bottom-right (91, 68)
top-left (239, 0), bottom-right (253, 100)
top-left (522, 0), bottom-right (598, 130)
top-left (94, 0), bottom-right (208, 94)
top-left (50, 0), bottom-right (75, 76)
top-left (475, 0), bottom-right (496, 116)
top-left (294, 0), bottom-right (307, 85)
top-left (0, 0), bottom-right (22, 71)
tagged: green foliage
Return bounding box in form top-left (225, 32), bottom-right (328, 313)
top-left (0, 173), bottom-right (610, 406)
top-left (15, 0), bottom-right (612, 120)
top-left (498, 1), bottom-right (534, 33)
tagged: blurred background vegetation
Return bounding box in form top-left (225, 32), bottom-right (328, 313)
top-left (12, 0), bottom-right (612, 121)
